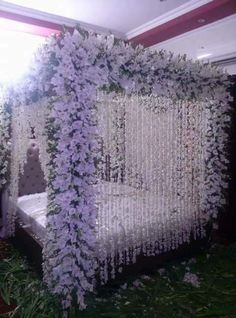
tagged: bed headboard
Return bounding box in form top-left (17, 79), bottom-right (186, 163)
top-left (19, 140), bottom-right (46, 196)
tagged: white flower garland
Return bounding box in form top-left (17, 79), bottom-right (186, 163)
top-left (0, 97), bottom-right (11, 238)
top-left (0, 101), bottom-right (10, 189)
top-left (1, 27), bottom-right (231, 310)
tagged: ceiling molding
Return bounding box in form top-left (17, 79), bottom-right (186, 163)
top-left (0, 1), bottom-right (125, 38)
top-left (209, 52), bottom-right (236, 64)
top-left (151, 14), bottom-right (236, 48)
top-left (126, 0), bottom-right (212, 40)
top-left (129, 0), bottom-right (236, 48)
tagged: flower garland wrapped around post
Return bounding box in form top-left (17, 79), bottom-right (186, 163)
top-left (0, 27), bottom-right (232, 310)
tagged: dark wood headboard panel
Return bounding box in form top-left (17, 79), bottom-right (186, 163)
top-left (19, 140), bottom-right (46, 196)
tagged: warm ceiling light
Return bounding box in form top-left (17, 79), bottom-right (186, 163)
top-left (0, 17), bottom-right (32, 33)
top-left (0, 28), bottom-right (44, 83)
top-left (197, 53), bottom-right (212, 60)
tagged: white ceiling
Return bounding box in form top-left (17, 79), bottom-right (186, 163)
top-left (1, 0), bottom-right (236, 74)
top-left (1, 0), bottom-right (193, 34)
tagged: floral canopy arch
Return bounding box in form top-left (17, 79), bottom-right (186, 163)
top-left (0, 28), bottom-right (231, 309)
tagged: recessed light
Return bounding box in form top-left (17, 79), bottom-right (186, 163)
top-left (198, 18), bottom-right (206, 23)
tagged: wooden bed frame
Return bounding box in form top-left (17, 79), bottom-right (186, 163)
top-left (11, 222), bottom-right (211, 279)
top-left (4, 113), bottom-right (236, 277)
top-left (3, 139), bottom-right (213, 277)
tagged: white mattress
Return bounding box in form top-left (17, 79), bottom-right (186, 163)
top-left (16, 182), bottom-right (190, 251)
top-left (17, 192), bottom-right (47, 243)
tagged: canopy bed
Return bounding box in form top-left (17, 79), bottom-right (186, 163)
top-left (0, 28), bottom-right (231, 310)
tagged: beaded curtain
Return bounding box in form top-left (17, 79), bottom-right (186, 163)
top-left (4, 91), bottom-right (212, 285)
top-left (5, 99), bottom-right (49, 236)
top-left (96, 93), bottom-right (207, 282)
top-left (5, 93), bottom-right (208, 280)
